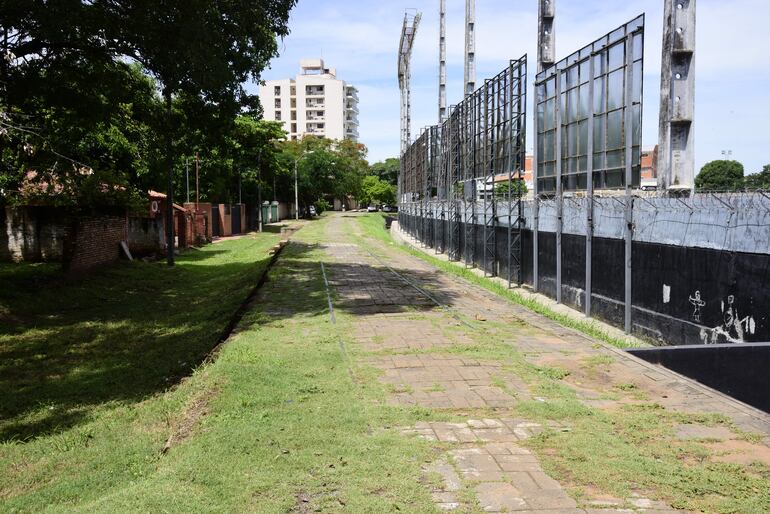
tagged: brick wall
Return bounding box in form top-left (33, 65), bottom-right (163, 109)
top-left (64, 216), bottom-right (125, 272)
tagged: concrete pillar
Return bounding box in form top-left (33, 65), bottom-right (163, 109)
top-left (658, 0), bottom-right (696, 192)
top-left (537, 0), bottom-right (555, 72)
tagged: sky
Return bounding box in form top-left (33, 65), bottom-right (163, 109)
top-left (249, 0), bottom-right (770, 174)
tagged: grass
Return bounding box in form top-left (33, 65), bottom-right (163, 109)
top-left (0, 217), bottom-right (446, 512)
top-left (355, 213), bottom-right (643, 350)
top-left (0, 234), bottom-right (282, 443)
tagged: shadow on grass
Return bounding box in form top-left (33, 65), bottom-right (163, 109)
top-left (0, 239), bottom-right (314, 442)
top-left (236, 240), bottom-right (462, 329)
top-left (0, 231), bottom-right (456, 442)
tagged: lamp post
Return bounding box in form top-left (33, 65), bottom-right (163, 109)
top-left (293, 150), bottom-right (316, 220)
top-left (294, 157), bottom-right (299, 220)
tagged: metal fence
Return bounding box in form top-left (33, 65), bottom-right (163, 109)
top-left (399, 55), bottom-right (527, 286)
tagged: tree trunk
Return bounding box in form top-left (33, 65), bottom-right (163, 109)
top-left (164, 88), bottom-right (175, 266)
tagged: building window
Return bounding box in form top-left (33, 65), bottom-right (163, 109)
top-left (274, 85), bottom-right (281, 96)
top-left (275, 111), bottom-right (281, 120)
top-left (274, 98), bottom-right (281, 108)
top-left (291, 123), bottom-right (297, 133)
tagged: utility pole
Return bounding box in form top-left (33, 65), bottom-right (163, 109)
top-left (164, 89), bottom-right (174, 267)
top-left (185, 157), bottom-right (190, 203)
top-left (257, 149), bottom-right (263, 232)
top-left (195, 152), bottom-right (200, 210)
top-left (294, 158), bottom-right (299, 220)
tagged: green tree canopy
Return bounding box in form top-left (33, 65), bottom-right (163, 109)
top-left (275, 136), bottom-right (369, 213)
top-left (494, 179), bottom-right (528, 198)
top-left (0, 0), bottom-right (297, 210)
top-left (695, 160), bottom-right (745, 191)
top-left (370, 158), bottom-right (400, 186)
top-left (358, 176), bottom-right (396, 207)
top-left (744, 165), bottom-right (770, 190)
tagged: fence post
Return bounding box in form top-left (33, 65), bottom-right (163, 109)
top-left (555, 69), bottom-right (563, 304)
top-left (624, 32), bottom-right (635, 333)
top-left (585, 49), bottom-right (596, 317)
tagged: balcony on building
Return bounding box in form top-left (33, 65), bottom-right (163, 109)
top-left (306, 109), bottom-right (325, 121)
top-left (345, 87), bottom-right (359, 101)
top-left (305, 85), bottom-right (325, 97)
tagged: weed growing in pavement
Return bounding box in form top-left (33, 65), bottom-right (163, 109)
top-left (355, 213), bottom-right (645, 350)
top-left (352, 213), bottom-right (770, 513)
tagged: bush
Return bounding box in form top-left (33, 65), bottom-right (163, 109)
top-left (314, 198), bottom-right (331, 214)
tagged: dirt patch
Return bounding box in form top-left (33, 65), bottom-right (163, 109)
top-left (161, 386), bottom-right (219, 454)
top-left (706, 439), bottom-right (770, 466)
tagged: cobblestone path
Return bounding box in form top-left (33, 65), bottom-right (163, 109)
top-left (318, 213), bottom-right (770, 513)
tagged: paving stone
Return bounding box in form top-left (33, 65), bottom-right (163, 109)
top-left (474, 482), bottom-right (527, 512)
top-left (675, 424), bottom-right (735, 441)
top-left (321, 216), bottom-right (764, 514)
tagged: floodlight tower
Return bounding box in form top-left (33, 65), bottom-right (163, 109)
top-left (464, 0), bottom-right (475, 96)
top-left (398, 11), bottom-right (421, 156)
top-left (658, 0), bottom-right (696, 193)
top-left (537, 0), bottom-right (555, 72)
top-left (533, 0), bottom-right (555, 293)
top-left (439, 0), bottom-right (447, 121)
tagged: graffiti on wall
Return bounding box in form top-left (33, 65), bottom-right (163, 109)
top-left (699, 294), bottom-right (757, 344)
top-left (688, 290), bottom-right (705, 322)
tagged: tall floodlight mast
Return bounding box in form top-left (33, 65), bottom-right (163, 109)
top-left (398, 11), bottom-right (421, 156)
top-left (464, 0), bottom-right (476, 96)
top-left (439, 0), bottom-right (447, 121)
top-left (537, 0), bottom-right (555, 72)
top-left (658, 0), bottom-right (696, 193)
top-left (533, 0), bottom-right (555, 293)
top-left (398, 11), bottom-right (421, 205)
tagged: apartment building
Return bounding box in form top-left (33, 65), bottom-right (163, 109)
top-left (260, 59), bottom-right (359, 141)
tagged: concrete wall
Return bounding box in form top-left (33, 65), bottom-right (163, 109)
top-left (399, 192), bottom-right (770, 346)
top-left (128, 217), bottom-right (163, 256)
top-left (1, 206), bottom-right (69, 262)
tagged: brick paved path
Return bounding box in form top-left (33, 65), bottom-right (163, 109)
top-left (319, 214), bottom-right (770, 513)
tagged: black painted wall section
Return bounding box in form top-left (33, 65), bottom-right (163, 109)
top-left (397, 212), bottom-right (769, 346)
top-left (629, 344), bottom-right (770, 413)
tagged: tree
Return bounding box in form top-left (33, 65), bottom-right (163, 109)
top-left (230, 117), bottom-right (287, 219)
top-left (695, 160), bottom-right (744, 191)
top-left (494, 179), bottom-right (528, 198)
top-left (358, 176), bottom-right (396, 207)
top-left (370, 158), bottom-right (400, 186)
top-left (275, 136), bottom-right (369, 214)
top-left (1, 1), bottom-right (297, 264)
top-left (744, 165), bottom-right (770, 190)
